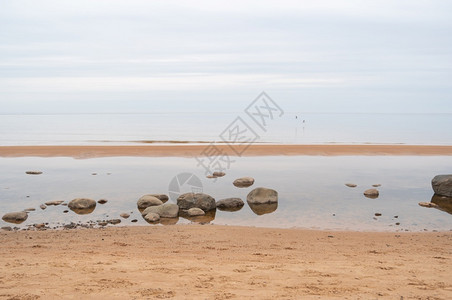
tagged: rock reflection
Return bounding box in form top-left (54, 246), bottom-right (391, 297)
top-left (69, 207), bottom-right (96, 215)
top-left (142, 215), bottom-right (180, 225)
top-left (217, 206), bottom-right (243, 212)
top-left (431, 194), bottom-right (452, 215)
top-left (248, 202), bottom-right (278, 216)
top-left (179, 210), bottom-right (216, 224)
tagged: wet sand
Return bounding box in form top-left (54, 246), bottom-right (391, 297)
top-left (1, 144), bottom-right (452, 158)
top-left (0, 225), bottom-right (450, 299)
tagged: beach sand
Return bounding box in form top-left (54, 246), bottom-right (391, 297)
top-left (1, 144), bottom-right (452, 158)
top-left (0, 225), bottom-right (451, 299)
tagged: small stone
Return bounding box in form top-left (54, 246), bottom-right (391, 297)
top-left (120, 213), bottom-right (130, 219)
top-left (45, 200), bottom-right (64, 206)
top-left (98, 199), bottom-right (108, 204)
top-left (34, 223), bottom-right (45, 229)
top-left (144, 213), bottom-right (160, 223)
top-left (395, 222), bottom-right (400, 225)
top-left (26, 171), bottom-right (42, 175)
top-left (206, 175), bottom-right (216, 179)
top-left (213, 172), bottom-right (226, 177)
top-left (68, 198), bottom-right (96, 210)
top-left (233, 177), bottom-right (255, 188)
top-left (23, 208), bottom-right (36, 212)
top-left (345, 183), bottom-right (357, 188)
top-left (98, 221), bottom-right (108, 226)
top-left (108, 219), bottom-right (121, 225)
top-left (394, 216), bottom-right (398, 218)
top-left (187, 208), bottom-right (205, 217)
top-left (418, 202), bottom-right (438, 208)
top-left (375, 213), bottom-right (382, 216)
top-left (63, 210), bottom-right (69, 213)
top-left (364, 189), bottom-right (379, 198)
top-left (372, 184), bottom-right (381, 187)
top-left (91, 173), bottom-right (97, 175)
top-left (39, 204), bottom-right (46, 210)
top-left (1, 226), bottom-right (12, 231)
top-left (131, 219), bottom-right (138, 223)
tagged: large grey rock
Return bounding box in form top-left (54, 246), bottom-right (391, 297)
top-left (141, 203), bottom-right (179, 218)
top-left (2, 212), bottom-right (28, 224)
top-left (216, 198), bottom-right (244, 212)
top-left (247, 188), bottom-right (278, 204)
top-left (177, 193), bottom-right (216, 211)
top-left (432, 175), bottom-right (452, 197)
top-left (137, 195), bottom-right (163, 209)
top-left (233, 177), bottom-right (255, 188)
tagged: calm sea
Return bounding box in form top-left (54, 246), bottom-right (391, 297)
top-left (0, 112), bottom-right (451, 145)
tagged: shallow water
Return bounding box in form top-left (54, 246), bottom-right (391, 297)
top-left (1, 155), bottom-right (452, 231)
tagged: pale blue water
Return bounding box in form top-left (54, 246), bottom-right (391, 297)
top-left (0, 113), bottom-right (451, 145)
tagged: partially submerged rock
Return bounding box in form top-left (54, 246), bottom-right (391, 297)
top-left (98, 199), bottom-right (108, 204)
top-left (137, 195), bottom-right (163, 210)
top-left (120, 213), bottom-right (130, 219)
top-left (68, 198), bottom-right (96, 215)
top-left (144, 212), bottom-right (160, 223)
top-left (177, 193), bottom-right (216, 212)
top-left (23, 208), bottom-right (35, 212)
top-left (39, 204), bottom-right (46, 210)
top-left (26, 171), bottom-right (42, 175)
top-left (45, 200), bottom-right (64, 206)
top-left (233, 177), bottom-right (255, 188)
top-left (141, 203), bottom-right (179, 218)
top-left (247, 187), bottom-right (278, 204)
top-left (216, 198), bottom-right (244, 212)
top-left (418, 202), bottom-right (438, 208)
top-left (364, 189), bottom-right (379, 199)
top-left (345, 183), bottom-right (357, 188)
top-left (2, 212), bottom-right (28, 224)
top-left (432, 175), bottom-right (452, 197)
top-left (187, 208), bottom-right (205, 217)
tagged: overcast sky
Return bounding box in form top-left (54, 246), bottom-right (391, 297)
top-left (0, 0), bottom-right (451, 113)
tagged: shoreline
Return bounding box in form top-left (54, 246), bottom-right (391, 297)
top-left (1, 144), bottom-right (452, 158)
top-left (1, 225), bottom-right (450, 299)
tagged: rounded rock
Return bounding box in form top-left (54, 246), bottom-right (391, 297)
top-left (2, 212), bottom-right (28, 224)
top-left (141, 203), bottom-right (179, 218)
top-left (216, 198), bottom-right (244, 211)
top-left (137, 195), bottom-right (163, 209)
top-left (247, 187), bottom-right (278, 204)
top-left (233, 177), bottom-right (255, 188)
top-left (187, 208), bottom-right (205, 217)
top-left (364, 189), bottom-right (379, 198)
top-left (177, 193), bottom-right (216, 212)
top-left (144, 213), bottom-right (160, 223)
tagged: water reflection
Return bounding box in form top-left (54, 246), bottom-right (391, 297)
top-left (248, 202), bottom-right (278, 215)
top-left (69, 207), bottom-right (96, 215)
top-left (431, 194), bottom-right (452, 215)
top-left (179, 209), bottom-right (216, 224)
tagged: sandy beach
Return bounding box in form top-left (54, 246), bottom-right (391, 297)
top-left (1, 144), bottom-right (452, 158)
top-left (0, 225), bottom-right (451, 299)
